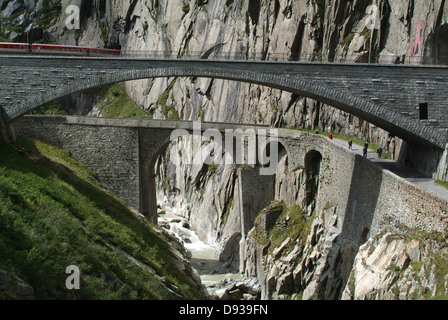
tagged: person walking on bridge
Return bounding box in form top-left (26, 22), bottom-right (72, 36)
top-left (363, 146), bottom-right (368, 158)
top-left (376, 147), bottom-right (383, 158)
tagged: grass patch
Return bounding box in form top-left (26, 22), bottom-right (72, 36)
top-left (0, 137), bottom-right (204, 299)
top-left (342, 33), bottom-right (355, 49)
top-left (31, 100), bottom-right (69, 116)
top-left (436, 180), bottom-right (448, 190)
top-left (208, 162), bottom-right (217, 175)
top-left (252, 200), bottom-right (314, 257)
top-left (429, 253), bottom-right (448, 300)
top-left (91, 83), bottom-right (151, 119)
top-left (35, 83), bottom-right (150, 119)
top-left (269, 204), bottom-right (313, 255)
top-left (157, 79), bottom-right (180, 120)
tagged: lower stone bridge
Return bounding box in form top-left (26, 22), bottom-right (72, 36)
top-left (13, 115), bottom-right (448, 247)
top-left (13, 115), bottom-right (311, 224)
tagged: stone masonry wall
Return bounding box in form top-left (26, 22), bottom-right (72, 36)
top-left (372, 168), bottom-right (448, 235)
top-left (238, 167), bottom-right (276, 237)
top-left (13, 116), bottom-right (140, 210)
top-left (315, 138), bottom-right (448, 244)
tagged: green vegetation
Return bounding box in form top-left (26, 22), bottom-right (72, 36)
top-left (315, 50), bottom-right (323, 62)
top-left (36, 1), bottom-right (62, 29)
top-left (95, 83), bottom-right (151, 118)
top-left (88, 83), bottom-right (151, 119)
top-left (32, 100), bottom-right (69, 116)
top-left (0, 137), bottom-right (204, 299)
top-left (369, 231), bottom-right (448, 300)
top-left (156, 80), bottom-right (181, 120)
top-left (360, 27), bottom-right (372, 40)
top-left (182, 1), bottom-right (191, 14)
top-left (252, 200), bottom-right (314, 257)
top-left (198, 107), bottom-right (205, 121)
top-left (35, 83), bottom-right (150, 119)
top-left (0, 8), bottom-right (26, 41)
top-left (427, 253), bottom-right (448, 300)
top-left (6, 25), bottom-right (25, 34)
top-left (436, 180), bottom-right (448, 190)
top-left (208, 162), bottom-right (217, 175)
top-left (142, 21), bottom-right (149, 32)
top-left (99, 21), bottom-right (109, 44)
top-left (342, 33), bottom-right (355, 49)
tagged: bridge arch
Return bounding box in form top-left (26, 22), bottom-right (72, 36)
top-left (138, 121), bottom-right (282, 224)
top-left (2, 57), bottom-right (447, 149)
top-left (13, 65), bottom-right (402, 136)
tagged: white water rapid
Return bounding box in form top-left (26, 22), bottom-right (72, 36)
top-left (157, 207), bottom-right (246, 297)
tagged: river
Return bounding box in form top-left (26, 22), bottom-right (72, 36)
top-left (157, 207), bottom-right (246, 297)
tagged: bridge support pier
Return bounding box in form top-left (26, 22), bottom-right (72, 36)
top-left (0, 107), bottom-right (15, 143)
top-left (139, 162), bottom-right (159, 225)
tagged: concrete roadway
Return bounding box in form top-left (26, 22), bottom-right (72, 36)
top-left (331, 137), bottom-right (448, 201)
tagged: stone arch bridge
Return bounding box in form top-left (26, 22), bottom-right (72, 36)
top-left (12, 115), bottom-right (321, 225)
top-left (13, 115), bottom-right (448, 249)
top-left (1, 55), bottom-right (447, 150)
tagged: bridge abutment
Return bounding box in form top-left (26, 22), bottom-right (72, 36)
top-left (238, 167), bottom-right (276, 238)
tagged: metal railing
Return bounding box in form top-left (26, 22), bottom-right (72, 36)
top-left (119, 49), bottom-right (433, 65)
top-left (1, 46), bottom-right (442, 66)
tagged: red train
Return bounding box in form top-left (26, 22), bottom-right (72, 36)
top-left (0, 42), bottom-right (120, 57)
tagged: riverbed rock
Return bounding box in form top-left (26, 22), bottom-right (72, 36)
top-left (212, 277), bottom-right (261, 300)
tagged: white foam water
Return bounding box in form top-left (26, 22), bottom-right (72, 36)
top-left (158, 207), bottom-right (244, 294)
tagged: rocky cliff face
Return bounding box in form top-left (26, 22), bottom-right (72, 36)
top-left (4, 0), bottom-right (448, 299)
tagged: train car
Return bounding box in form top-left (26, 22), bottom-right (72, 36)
top-left (32, 44), bottom-right (90, 56)
top-left (0, 42), bottom-right (30, 54)
top-left (88, 47), bottom-right (121, 57)
top-left (0, 42), bottom-right (121, 57)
